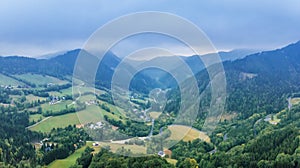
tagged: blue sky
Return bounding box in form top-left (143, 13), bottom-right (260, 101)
top-left (0, 0), bottom-right (299, 57)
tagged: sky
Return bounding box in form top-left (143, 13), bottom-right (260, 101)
top-left (0, 0), bottom-right (300, 58)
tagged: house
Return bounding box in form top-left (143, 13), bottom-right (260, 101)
top-left (158, 151), bottom-right (165, 157)
top-left (89, 122), bottom-right (103, 129)
top-left (85, 99), bottom-right (96, 105)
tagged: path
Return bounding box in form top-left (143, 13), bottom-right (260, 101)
top-left (26, 116), bottom-right (52, 129)
top-left (68, 82), bottom-right (84, 107)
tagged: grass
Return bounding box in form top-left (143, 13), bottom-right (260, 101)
top-left (166, 158), bottom-right (178, 165)
top-left (0, 73), bottom-right (24, 86)
top-left (78, 94), bottom-right (97, 102)
top-left (13, 73), bottom-right (68, 85)
top-left (76, 105), bottom-right (104, 124)
top-left (41, 100), bottom-right (73, 112)
top-left (26, 94), bottom-right (47, 102)
top-left (29, 105), bottom-right (105, 132)
top-left (48, 140), bottom-right (148, 167)
top-left (86, 141), bottom-right (101, 154)
top-left (100, 142), bottom-right (147, 155)
top-left (10, 95), bottom-right (21, 102)
top-left (29, 114), bottom-right (45, 123)
top-left (268, 114), bottom-right (281, 125)
top-left (48, 141), bottom-right (105, 168)
top-left (149, 111), bottom-right (162, 119)
top-left (29, 113), bottom-right (80, 132)
top-left (48, 144), bottom-right (87, 168)
top-left (291, 98), bottom-right (300, 105)
top-left (167, 125), bottom-right (210, 142)
top-left (49, 86), bottom-right (105, 97)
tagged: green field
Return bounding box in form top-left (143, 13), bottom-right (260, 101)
top-left (0, 73), bottom-right (24, 86)
top-left (48, 141), bottom-right (102, 168)
top-left (41, 100), bottom-right (74, 112)
top-left (48, 144), bottom-right (87, 168)
top-left (29, 105), bottom-right (104, 132)
top-left (29, 113), bottom-right (80, 132)
top-left (26, 94), bottom-right (47, 102)
top-left (76, 105), bottom-right (104, 124)
top-left (78, 94), bottom-right (97, 102)
top-left (29, 113), bottom-right (45, 123)
top-left (13, 73), bottom-right (68, 85)
top-left (167, 125), bottom-right (210, 142)
top-left (49, 86), bottom-right (104, 97)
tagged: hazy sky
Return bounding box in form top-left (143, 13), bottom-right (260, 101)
top-left (0, 0), bottom-right (299, 57)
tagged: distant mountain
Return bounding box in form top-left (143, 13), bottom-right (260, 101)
top-left (36, 50), bottom-right (69, 59)
top-left (0, 49), bottom-right (122, 86)
top-left (0, 49), bottom-right (162, 93)
top-left (128, 49), bottom-right (259, 88)
top-left (180, 49), bottom-right (260, 75)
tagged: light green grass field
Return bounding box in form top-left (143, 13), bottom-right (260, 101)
top-left (0, 73), bottom-right (24, 86)
top-left (77, 105), bottom-right (104, 124)
top-left (78, 94), bottom-right (97, 102)
top-left (14, 73), bottom-right (68, 85)
top-left (30, 105), bottom-right (104, 132)
top-left (49, 86), bottom-right (105, 97)
top-left (48, 144), bottom-right (87, 168)
top-left (29, 113), bottom-right (80, 132)
top-left (41, 100), bottom-right (73, 112)
top-left (29, 114), bottom-right (45, 123)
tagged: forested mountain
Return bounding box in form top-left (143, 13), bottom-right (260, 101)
top-left (223, 41), bottom-right (300, 118)
top-left (126, 49), bottom-right (258, 88)
top-left (166, 41), bottom-right (300, 119)
top-left (0, 50), bottom-right (158, 92)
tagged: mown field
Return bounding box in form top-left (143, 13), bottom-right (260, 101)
top-left (41, 100), bottom-right (74, 112)
top-left (167, 125), bottom-right (210, 142)
top-left (29, 113), bottom-right (45, 123)
top-left (29, 105), bottom-right (105, 132)
top-left (100, 142), bottom-right (147, 155)
top-left (13, 73), bottom-right (68, 85)
top-left (0, 73), bottom-right (24, 86)
top-left (149, 111), bottom-right (162, 119)
top-left (26, 94), bottom-right (47, 102)
top-left (48, 141), bottom-right (102, 168)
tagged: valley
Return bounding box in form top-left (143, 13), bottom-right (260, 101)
top-left (0, 41), bottom-right (300, 167)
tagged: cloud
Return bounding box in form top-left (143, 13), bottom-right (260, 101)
top-left (0, 0), bottom-right (299, 56)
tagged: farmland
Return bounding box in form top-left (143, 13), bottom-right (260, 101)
top-left (0, 73), bottom-right (24, 86)
top-left (13, 73), bottom-right (68, 85)
top-left (29, 105), bottom-right (105, 132)
top-left (167, 125), bottom-right (210, 142)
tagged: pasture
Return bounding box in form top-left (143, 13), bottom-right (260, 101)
top-left (167, 125), bottom-right (210, 142)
